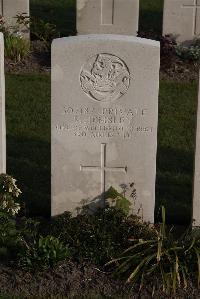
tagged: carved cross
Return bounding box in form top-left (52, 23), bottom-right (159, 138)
top-left (80, 143), bottom-right (127, 197)
top-left (101, 0), bottom-right (114, 25)
top-left (182, 0), bottom-right (200, 35)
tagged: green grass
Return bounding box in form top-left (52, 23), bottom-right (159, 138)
top-left (5, 74), bottom-right (198, 224)
top-left (139, 0), bottom-right (164, 32)
top-left (156, 81), bottom-right (198, 224)
top-left (6, 74), bottom-right (50, 216)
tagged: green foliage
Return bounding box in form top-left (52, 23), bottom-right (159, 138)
top-left (50, 208), bottom-right (153, 266)
top-left (105, 187), bottom-right (131, 216)
top-left (30, 17), bottom-right (59, 51)
top-left (4, 34), bottom-right (30, 62)
top-left (107, 207), bottom-right (200, 295)
top-left (19, 217), bottom-right (40, 242)
top-left (0, 13), bottom-right (30, 62)
top-left (0, 174), bottom-right (22, 260)
top-left (0, 212), bottom-right (22, 259)
top-left (175, 44), bottom-right (200, 61)
top-left (6, 74), bottom-right (51, 217)
top-left (0, 174), bottom-right (21, 216)
top-left (19, 235), bottom-right (70, 271)
top-left (157, 81), bottom-right (197, 224)
top-left (15, 13), bottom-right (30, 31)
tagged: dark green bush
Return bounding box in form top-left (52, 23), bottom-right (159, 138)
top-left (50, 207), bottom-right (154, 266)
top-left (30, 17), bottom-right (59, 51)
top-left (0, 211), bottom-right (22, 260)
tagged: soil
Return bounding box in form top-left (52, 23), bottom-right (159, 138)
top-left (160, 57), bottom-right (199, 81)
top-left (0, 261), bottom-right (199, 298)
top-left (5, 40), bottom-right (200, 82)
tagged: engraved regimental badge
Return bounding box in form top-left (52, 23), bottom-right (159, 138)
top-left (80, 53), bottom-right (130, 102)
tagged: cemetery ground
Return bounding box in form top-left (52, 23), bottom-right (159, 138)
top-left (1, 0), bottom-right (200, 297)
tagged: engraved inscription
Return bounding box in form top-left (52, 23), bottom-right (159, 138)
top-left (55, 106), bottom-right (153, 140)
top-left (80, 54), bottom-right (130, 102)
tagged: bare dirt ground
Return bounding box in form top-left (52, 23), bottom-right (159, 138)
top-left (0, 261), bottom-right (199, 298)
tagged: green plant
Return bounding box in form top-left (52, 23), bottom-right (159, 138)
top-left (15, 13), bottom-right (59, 51)
top-left (4, 35), bottom-right (30, 62)
top-left (105, 187), bottom-right (132, 216)
top-left (0, 14), bottom-right (30, 62)
top-left (0, 175), bottom-right (23, 259)
top-left (175, 42), bottom-right (200, 61)
top-left (0, 211), bottom-right (22, 259)
top-left (15, 13), bottom-right (30, 32)
top-left (31, 17), bottom-right (59, 51)
top-left (50, 207), bottom-right (153, 266)
top-left (20, 235), bottom-right (70, 271)
top-left (19, 217), bottom-right (40, 242)
top-left (0, 174), bottom-right (21, 216)
top-left (107, 207), bottom-right (200, 295)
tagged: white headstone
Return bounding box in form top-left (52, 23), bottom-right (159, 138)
top-left (77, 0), bottom-right (139, 35)
top-left (2, 0), bottom-right (30, 38)
top-left (193, 74), bottom-right (200, 226)
top-left (51, 35), bottom-right (160, 223)
top-left (163, 0), bottom-right (200, 43)
top-left (0, 33), bottom-right (6, 173)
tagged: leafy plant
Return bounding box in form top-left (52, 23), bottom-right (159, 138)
top-left (105, 186), bottom-right (131, 216)
top-left (50, 207), bottom-right (153, 266)
top-left (175, 44), bottom-right (200, 61)
top-left (4, 35), bottom-right (30, 62)
top-left (107, 207), bottom-right (200, 295)
top-left (0, 174), bottom-right (21, 216)
top-left (19, 235), bottom-right (70, 271)
top-left (30, 17), bottom-right (59, 51)
top-left (19, 217), bottom-right (40, 242)
top-left (0, 175), bottom-right (23, 259)
top-left (15, 13), bottom-right (30, 32)
top-left (0, 211), bottom-right (22, 259)
top-left (0, 14), bottom-right (30, 62)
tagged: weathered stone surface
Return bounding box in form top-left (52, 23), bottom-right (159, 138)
top-left (2, 0), bottom-right (29, 38)
top-left (51, 35), bottom-right (160, 222)
top-left (77, 0), bottom-right (139, 35)
top-left (0, 33), bottom-right (6, 173)
top-left (193, 74), bottom-right (200, 226)
top-left (163, 0), bottom-right (200, 44)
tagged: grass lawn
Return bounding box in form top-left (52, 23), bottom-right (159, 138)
top-left (6, 74), bottom-right (50, 217)
top-left (30, 0), bottom-right (164, 36)
top-left (5, 74), bottom-right (198, 224)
